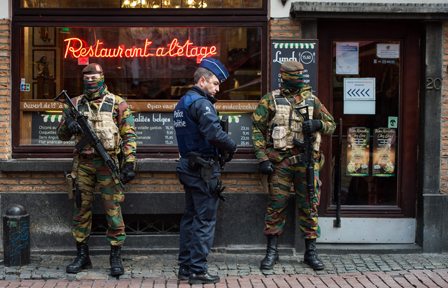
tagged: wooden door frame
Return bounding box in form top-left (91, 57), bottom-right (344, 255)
top-left (318, 20), bottom-right (420, 218)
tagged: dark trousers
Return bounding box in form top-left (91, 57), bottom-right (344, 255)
top-left (178, 173), bottom-right (219, 273)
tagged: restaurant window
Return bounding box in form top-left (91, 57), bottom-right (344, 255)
top-left (20, 0), bottom-right (262, 8)
top-left (18, 26), bottom-right (263, 152)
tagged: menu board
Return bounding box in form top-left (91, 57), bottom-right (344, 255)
top-left (346, 127), bottom-right (370, 176)
top-left (372, 128), bottom-right (396, 177)
top-left (30, 112), bottom-right (253, 147)
top-left (134, 112), bottom-right (176, 145)
top-left (270, 40), bottom-right (318, 95)
top-left (31, 113), bottom-right (74, 145)
top-left (223, 113), bottom-right (252, 146)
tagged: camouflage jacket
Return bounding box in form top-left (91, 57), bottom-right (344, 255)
top-left (57, 93), bottom-right (137, 163)
top-left (252, 86), bottom-right (335, 163)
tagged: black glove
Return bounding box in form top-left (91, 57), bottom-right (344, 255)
top-left (259, 160), bottom-right (275, 175)
top-left (225, 143), bottom-right (238, 162)
top-left (65, 117), bottom-right (84, 135)
top-left (121, 162), bottom-right (136, 185)
top-left (302, 119), bottom-right (322, 134)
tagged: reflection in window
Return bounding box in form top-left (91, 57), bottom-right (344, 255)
top-left (21, 0), bottom-right (262, 8)
top-left (20, 26), bottom-right (262, 100)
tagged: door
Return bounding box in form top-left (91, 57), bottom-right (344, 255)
top-left (317, 21), bottom-right (420, 243)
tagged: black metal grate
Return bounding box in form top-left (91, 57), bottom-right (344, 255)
top-left (91, 214), bottom-right (182, 235)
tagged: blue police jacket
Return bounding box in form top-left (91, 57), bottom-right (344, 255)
top-left (174, 86), bottom-right (236, 177)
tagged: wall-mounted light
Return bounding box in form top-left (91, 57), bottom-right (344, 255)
top-left (281, 0), bottom-right (287, 5)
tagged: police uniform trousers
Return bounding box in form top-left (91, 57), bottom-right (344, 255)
top-left (264, 158), bottom-right (322, 239)
top-left (178, 173), bottom-right (219, 273)
top-left (73, 156), bottom-right (126, 247)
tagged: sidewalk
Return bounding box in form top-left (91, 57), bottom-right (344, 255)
top-left (1, 252), bottom-right (448, 287)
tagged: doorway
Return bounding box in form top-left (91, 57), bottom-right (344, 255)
top-left (317, 21), bottom-right (420, 243)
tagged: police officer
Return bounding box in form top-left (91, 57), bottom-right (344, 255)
top-left (57, 63), bottom-right (137, 276)
top-left (174, 57), bottom-right (237, 285)
top-left (252, 61), bottom-right (335, 270)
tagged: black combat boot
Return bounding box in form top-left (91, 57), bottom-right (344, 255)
top-left (189, 271), bottom-right (220, 284)
top-left (110, 245), bottom-right (125, 276)
top-left (66, 242), bottom-right (92, 273)
top-left (178, 266), bottom-right (190, 280)
top-left (260, 234), bottom-right (279, 269)
top-left (304, 238), bottom-right (324, 270)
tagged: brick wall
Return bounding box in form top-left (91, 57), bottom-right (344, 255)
top-left (270, 18), bottom-right (300, 39)
top-left (0, 172), bottom-right (263, 193)
top-left (0, 19), bottom-right (10, 160)
top-left (441, 21), bottom-right (448, 194)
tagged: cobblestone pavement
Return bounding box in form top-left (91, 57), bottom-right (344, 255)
top-left (1, 253), bottom-right (448, 287)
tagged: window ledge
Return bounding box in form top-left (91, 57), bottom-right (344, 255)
top-left (0, 158), bottom-right (259, 173)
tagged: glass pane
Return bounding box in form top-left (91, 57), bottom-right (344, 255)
top-left (40, 0), bottom-right (59, 8)
top-left (101, 0), bottom-right (121, 7)
top-left (204, 0), bottom-right (223, 8)
top-left (21, 0), bottom-right (39, 8)
top-left (81, 0), bottom-right (100, 8)
top-left (181, 0), bottom-right (203, 8)
top-left (223, 0), bottom-right (242, 8)
top-left (19, 26), bottom-right (262, 146)
top-left (161, 0), bottom-right (182, 8)
top-left (331, 40), bottom-right (400, 206)
top-left (61, 0), bottom-right (79, 8)
top-left (243, 0), bottom-right (261, 8)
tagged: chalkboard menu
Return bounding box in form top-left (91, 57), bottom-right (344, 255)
top-left (270, 40), bottom-right (318, 96)
top-left (31, 113), bottom-right (74, 145)
top-left (30, 112), bottom-right (253, 147)
top-left (134, 112), bottom-right (253, 146)
top-left (134, 112), bottom-right (176, 145)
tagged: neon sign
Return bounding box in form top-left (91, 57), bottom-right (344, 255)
top-left (64, 38), bottom-right (218, 62)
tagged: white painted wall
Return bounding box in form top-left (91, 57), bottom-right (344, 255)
top-left (271, 0), bottom-right (448, 18)
top-left (0, 0), bottom-right (10, 20)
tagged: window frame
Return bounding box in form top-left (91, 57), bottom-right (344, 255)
top-left (14, 0), bottom-right (267, 17)
top-left (11, 3), bottom-right (268, 159)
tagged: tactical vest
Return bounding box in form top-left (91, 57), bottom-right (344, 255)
top-left (74, 94), bottom-right (121, 152)
top-left (269, 90), bottom-right (322, 152)
top-left (174, 90), bottom-right (216, 158)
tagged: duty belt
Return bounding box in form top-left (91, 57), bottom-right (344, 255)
top-left (187, 151), bottom-right (214, 183)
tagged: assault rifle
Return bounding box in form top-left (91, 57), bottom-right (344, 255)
top-left (289, 104), bottom-right (315, 205)
top-left (55, 90), bottom-right (126, 191)
top-left (218, 115), bottom-right (229, 170)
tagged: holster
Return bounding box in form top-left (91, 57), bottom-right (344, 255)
top-left (213, 178), bottom-right (226, 201)
top-left (188, 152), bottom-right (214, 183)
top-left (261, 174), bottom-right (269, 194)
top-left (65, 154), bottom-right (80, 200)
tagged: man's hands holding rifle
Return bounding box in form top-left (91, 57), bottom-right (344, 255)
top-left (65, 117), bottom-right (84, 135)
top-left (302, 119), bottom-right (322, 134)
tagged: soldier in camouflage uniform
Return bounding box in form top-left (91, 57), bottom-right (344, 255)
top-left (252, 61), bottom-right (335, 270)
top-left (57, 63), bottom-right (137, 276)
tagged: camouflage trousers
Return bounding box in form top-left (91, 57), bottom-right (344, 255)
top-left (73, 157), bottom-right (125, 247)
top-left (264, 158), bottom-right (322, 239)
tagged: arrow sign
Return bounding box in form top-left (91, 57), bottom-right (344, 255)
top-left (344, 78), bottom-right (375, 101)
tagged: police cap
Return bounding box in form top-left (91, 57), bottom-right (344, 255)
top-left (199, 57), bottom-right (229, 83)
top-left (281, 61), bottom-right (304, 72)
top-left (82, 63), bottom-right (103, 75)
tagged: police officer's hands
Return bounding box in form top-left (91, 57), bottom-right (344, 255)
top-left (302, 119), bottom-right (322, 134)
top-left (225, 143), bottom-right (238, 162)
top-left (121, 162), bottom-right (136, 185)
top-left (259, 160), bottom-right (275, 175)
top-left (65, 117), bottom-right (84, 135)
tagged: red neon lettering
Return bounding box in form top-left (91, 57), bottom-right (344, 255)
top-left (64, 37), bottom-right (217, 61)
